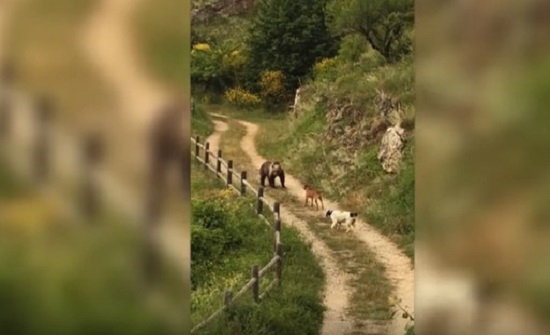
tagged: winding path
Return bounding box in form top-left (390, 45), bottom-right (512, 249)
top-left (206, 115), bottom-right (356, 335)
top-left (238, 119), bottom-right (414, 335)
top-left (209, 112), bottom-right (414, 334)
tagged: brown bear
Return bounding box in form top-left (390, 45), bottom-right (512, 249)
top-left (259, 161), bottom-right (286, 188)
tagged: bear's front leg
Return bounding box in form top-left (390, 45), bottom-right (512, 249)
top-left (268, 175), bottom-right (276, 188)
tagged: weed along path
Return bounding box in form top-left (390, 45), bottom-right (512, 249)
top-left (235, 118), bottom-right (414, 335)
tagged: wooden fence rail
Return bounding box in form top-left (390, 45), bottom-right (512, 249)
top-left (190, 135), bottom-right (285, 334)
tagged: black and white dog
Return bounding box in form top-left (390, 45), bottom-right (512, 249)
top-left (326, 209), bottom-right (358, 232)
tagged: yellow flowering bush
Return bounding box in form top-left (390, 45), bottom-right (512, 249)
top-left (313, 57), bottom-right (338, 78)
top-left (259, 70), bottom-right (286, 99)
top-left (225, 87), bottom-right (262, 109)
top-left (217, 188), bottom-right (235, 200)
top-left (193, 43), bottom-right (211, 52)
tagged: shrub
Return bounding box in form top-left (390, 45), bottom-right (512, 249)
top-left (338, 34), bottom-right (369, 63)
top-left (312, 57), bottom-right (338, 80)
top-left (258, 70), bottom-right (287, 109)
top-left (224, 87), bottom-right (262, 109)
top-left (221, 49), bottom-right (248, 86)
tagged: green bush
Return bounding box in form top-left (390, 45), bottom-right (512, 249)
top-left (337, 34), bottom-right (370, 63)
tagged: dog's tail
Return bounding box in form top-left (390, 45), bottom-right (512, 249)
top-left (350, 212), bottom-right (358, 217)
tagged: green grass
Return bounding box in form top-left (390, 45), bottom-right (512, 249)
top-left (192, 100), bottom-right (215, 137)
top-left (191, 162), bottom-right (325, 335)
top-left (216, 119), bottom-right (251, 173)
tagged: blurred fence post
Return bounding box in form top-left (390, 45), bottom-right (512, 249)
top-left (195, 136), bottom-right (200, 157)
top-left (32, 96), bottom-right (53, 184)
top-left (276, 243), bottom-right (283, 286)
top-left (204, 142), bottom-right (210, 168)
top-left (240, 171), bottom-right (247, 195)
top-left (252, 265), bottom-right (259, 303)
top-left (216, 149), bottom-right (222, 173)
top-left (81, 133), bottom-right (104, 219)
top-left (273, 202), bottom-right (280, 220)
top-left (273, 219), bottom-right (281, 253)
top-left (224, 290), bottom-right (233, 307)
top-left (257, 187), bottom-right (264, 214)
top-left (226, 160), bottom-right (233, 185)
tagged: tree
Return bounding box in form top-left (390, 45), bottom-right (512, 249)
top-left (247, 0), bottom-right (338, 97)
top-left (327, 0), bottom-right (414, 62)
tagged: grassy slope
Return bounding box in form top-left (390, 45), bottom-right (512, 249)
top-left (255, 55), bottom-right (415, 260)
top-left (188, 4), bottom-right (415, 260)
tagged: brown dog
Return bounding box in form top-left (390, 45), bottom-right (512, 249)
top-left (304, 185), bottom-right (324, 211)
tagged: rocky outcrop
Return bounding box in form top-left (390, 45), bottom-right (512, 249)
top-left (378, 123), bottom-right (405, 173)
top-left (192, 0), bottom-right (255, 24)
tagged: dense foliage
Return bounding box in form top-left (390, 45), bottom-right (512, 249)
top-left (246, 0), bottom-right (338, 96)
top-left (327, 0), bottom-right (414, 62)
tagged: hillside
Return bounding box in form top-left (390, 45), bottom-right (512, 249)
top-left (191, 0), bottom-right (415, 259)
top-left (190, 1), bottom-right (415, 334)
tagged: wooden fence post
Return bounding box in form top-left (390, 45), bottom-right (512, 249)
top-left (252, 265), bottom-right (259, 303)
top-left (240, 171), bottom-right (247, 195)
top-left (276, 243), bottom-right (283, 286)
top-left (81, 134), bottom-right (104, 219)
top-left (195, 136), bottom-right (200, 157)
top-left (273, 219), bottom-right (281, 253)
top-left (216, 149), bottom-right (222, 173)
top-left (273, 202), bottom-right (280, 220)
top-left (256, 187), bottom-right (264, 214)
top-left (204, 142), bottom-right (210, 168)
top-left (224, 290), bottom-right (233, 307)
top-left (32, 96), bottom-right (53, 184)
top-left (226, 160), bottom-right (233, 185)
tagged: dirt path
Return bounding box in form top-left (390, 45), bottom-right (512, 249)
top-left (236, 119), bottom-right (414, 334)
top-left (206, 115), bottom-right (356, 335)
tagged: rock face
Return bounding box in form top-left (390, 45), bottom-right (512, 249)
top-left (192, 0), bottom-right (255, 23)
top-left (378, 123), bottom-right (405, 173)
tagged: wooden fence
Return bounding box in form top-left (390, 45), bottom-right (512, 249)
top-left (190, 136), bottom-right (284, 334)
